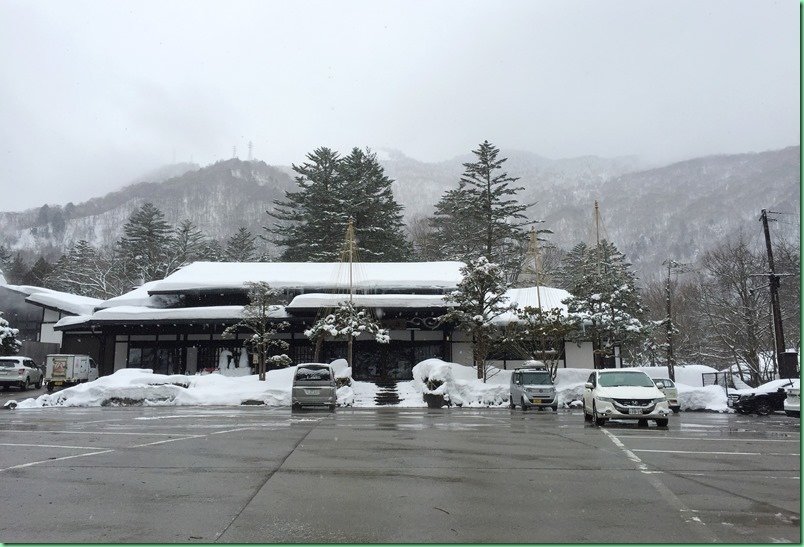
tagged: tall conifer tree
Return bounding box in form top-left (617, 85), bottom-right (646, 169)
top-left (431, 141), bottom-right (536, 277)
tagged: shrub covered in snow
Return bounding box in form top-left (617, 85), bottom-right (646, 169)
top-left (412, 359), bottom-right (511, 407)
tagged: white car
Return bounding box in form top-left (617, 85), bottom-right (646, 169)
top-left (0, 356), bottom-right (44, 391)
top-left (652, 378), bottom-right (680, 413)
top-left (583, 369), bottom-right (672, 427)
top-left (784, 385), bottom-right (800, 418)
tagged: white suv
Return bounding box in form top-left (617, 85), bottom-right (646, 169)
top-left (0, 356), bottom-right (44, 391)
top-left (583, 369), bottom-right (672, 427)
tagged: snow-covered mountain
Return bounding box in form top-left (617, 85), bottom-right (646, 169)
top-left (0, 146), bottom-right (798, 280)
top-left (0, 158), bottom-right (294, 256)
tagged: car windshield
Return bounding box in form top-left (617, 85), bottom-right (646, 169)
top-left (598, 371), bottom-right (656, 388)
top-left (0, 360), bottom-right (17, 368)
top-left (295, 367), bottom-right (332, 381)
top-left (520, 371), bottom-right (550, 385)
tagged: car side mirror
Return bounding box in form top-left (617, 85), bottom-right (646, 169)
top-left (584, 382), bottom-right (593, 390)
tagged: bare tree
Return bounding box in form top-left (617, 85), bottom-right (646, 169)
top-left (697, 233), bottom-right (771, 385)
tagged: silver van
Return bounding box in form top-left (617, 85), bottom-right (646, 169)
top-left (291, 364), bottom-right (337, 411)
top-left (509, 367), bottom-right (558, 411)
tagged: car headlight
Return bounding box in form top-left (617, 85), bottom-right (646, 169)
top-left (652, 397), bottom-right (667, 403)
top-left (596, 396), bottom-right (614, 403)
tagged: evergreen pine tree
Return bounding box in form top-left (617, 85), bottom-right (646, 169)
top-left (47, 241), bottom-right (126, 298)
top-left (117, 202), bottom-right (174, 284)
top-left (560, 240), bottom-right (646, 362)
top-left (6, 253), bottom-right (28, 284)
top-left (167, 219), bottom-right (211, 272)
top-left (22, 257), bottom-right (54, 287)
top-left (222, 281), bottom-right (290, 381)
top-left (267, 147), bottom-right (345, 261)
top-left (431, 141), bottom-right (536, 277)
top-left (225, 227), bottom-right (258, 261)
top-left (0, 312), bottom-right (22, 356)
top-left (0, 244), bottom-right (11, 273)
top-left (337, 148), bottom-right (411, 261)
top-left (441, 256), bottom-right (512, 381)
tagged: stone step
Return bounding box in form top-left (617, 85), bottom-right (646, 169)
top-left (374, 380), bottom-right (401, 406)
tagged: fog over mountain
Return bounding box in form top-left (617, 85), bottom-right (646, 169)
top-left (0, 145), bottom-right (798, 281)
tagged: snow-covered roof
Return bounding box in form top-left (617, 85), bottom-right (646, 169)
top-left (147, 261), bottom-right (465, 294)
top-left (2, 284), bottom-right (102, 316)
top-left (506, 286), bottom-right (571, 312)
top-left (54, 305), bottom-right (290, 330)
top-left (96, 281), bottom-right (180, 310)
top-left (286, 293), bottom-right (452, 309)
top-left (493, 286), bottom-right (572, 325)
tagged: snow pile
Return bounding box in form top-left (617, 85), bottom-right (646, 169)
top-left (554, 368), bottom-right (593, 407)
top-left (412, 359), bottom-right (511, 407)
top-left (16, 367), bottom-right (296, 408)
top-left (676, 384), bottom-right (728, 412)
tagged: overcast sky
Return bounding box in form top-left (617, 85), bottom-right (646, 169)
top-left (0, 0), bottom-right (799, 212)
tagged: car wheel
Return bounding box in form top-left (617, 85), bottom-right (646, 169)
top-left (785, 411), bottom-right (800, 418)
top-left (551, 404), bottom-right (558, 412)
top-left (755, 401), bottom-right (771, 416)
top-left (19, 379), bottom-right (27, 391)
top-left (509, 396), bottom-right (516, 410)
top-left (656, 418), bottom-right (669, 428)
top-left (46, 382), bottom-right (54, 393)
top-left (291, 403), bottom-right (301, 412)
top-left (521, 397), bottom-right (529, 411)
top-left (36, 377), bottom-right (43, 389)
top-left (671, 407), bottom-right (680, 414)
top-left (328, 404), bottom-right (336, 412)
top-left (593, 402), bottom-right (606, 426)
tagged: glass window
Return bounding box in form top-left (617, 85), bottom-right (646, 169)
top-left (598, 371), bottom-right (655, 388)
top-left (520, 371), bottom-right (551, 385)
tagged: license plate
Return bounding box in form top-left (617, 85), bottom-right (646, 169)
top-left (52, 381), bottom-right (63, 386)
top-left (304, 389), bottom-right (320, 395)
top-left (531, 399), bottom-right (542, 404)
top-left (628, 408), bottom-right (642, 415)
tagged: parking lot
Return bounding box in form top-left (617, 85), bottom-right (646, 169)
top-left (0, 406), bottom-right (799, 543)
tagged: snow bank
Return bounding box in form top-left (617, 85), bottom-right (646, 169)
top-left (676, 384), bottom-right (729, 412)
top-left (412, 358), bottom-right (511, 407)
top-left (16, 367), bottom-right (297, 408)
top-left (554, 368), bottom-right (592, 407)
top-left (10, 359), bottom-right (740, 412)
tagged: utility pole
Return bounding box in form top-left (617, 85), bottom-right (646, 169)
top-left (759, 209), bottom-right (794, 378)
top-left (346, 217), bottom-right (355, 368)
top-left (662, 260), bottom-right (690, 381)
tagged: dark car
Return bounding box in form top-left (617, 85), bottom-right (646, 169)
top-left (727, 379), bottom-right (798, 416)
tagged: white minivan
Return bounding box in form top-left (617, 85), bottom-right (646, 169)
top-left (583, 369), bottom-right (672, 427)
top-left (509, 367), bottom-right (558, 411)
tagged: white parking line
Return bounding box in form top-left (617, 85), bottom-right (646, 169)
top-left (129, 435), bottom-right (205, 448)
top-left (0, 429), bottom-right (186, 437)
top-left (0, 426), bottom-right (256, 471)
top-left (612, 435), bottom-right (799, 443)
top-left (602, 428), bottom-right (719, 542)
top-left (1, 450), bottom-right (115, 472)
top-left (0, 442), bottom-right (113, 450)
top-left (633, 449), bottom-right (800, 456)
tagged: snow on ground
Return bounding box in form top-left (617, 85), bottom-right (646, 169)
top-left (12, 360), bottom-right (734, 411)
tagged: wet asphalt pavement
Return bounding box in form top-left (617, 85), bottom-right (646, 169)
top-left (0, 406), bottom-right (799, 543)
